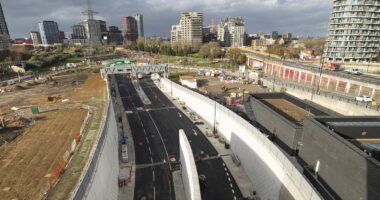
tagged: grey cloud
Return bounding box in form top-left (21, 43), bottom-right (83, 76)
top-left (2, 0), bottom-right (331, 38)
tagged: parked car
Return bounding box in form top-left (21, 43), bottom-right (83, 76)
top-left (355, 95), bottom-right (373, 102)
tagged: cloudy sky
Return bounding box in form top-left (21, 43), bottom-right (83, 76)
top-left (2, 0), bottom-right (332, 38)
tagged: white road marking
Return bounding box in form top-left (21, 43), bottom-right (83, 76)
top-left (148, 147), bottom-right (152, 154)
top-left (228, 177), bottom-right (231, 182)
top-left (178, 112), bottom-right (182, 118)
top-left (232, 189), bottom-right (235, 194)
top-left (224, 167), bottom-right (228, 172)
top-left (234, 196), bottom-right (237, 200)
top-left (150, 157), bottom-right (153, 163)
top-left (192, 129), bottom-right (198, 136)
top-left (230, 183), bottom-right (233, 188)
top-left (153, 186), bottom-right (156, 200)
top-left (222, 163), bottom-right (226, 167)
top-left (226, 172), bottom-right (230, 177)
top-left (153, 170), bottom-right (155, 182)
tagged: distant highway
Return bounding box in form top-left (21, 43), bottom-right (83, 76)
top-left (114, 75), bottom-right (243, 200)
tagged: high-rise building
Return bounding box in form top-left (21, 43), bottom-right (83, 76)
top-left (325, 0), bottom-right (380, 62)
top-left (171, 12), bottom-right (203, 48)
top-left (72, 24), bottom-right (87, 39)
top-left (0, 2), bottom-right (10, 51)
top-left (38, 21), bottom-right (60, 45)
top-left (217, 17), bottom-right (245, 47)
top-left (30, 31), bottom-right (42, 45)
top-left (84, 19), bottom-right (101, 44)
top-left (271, 31), bottom-right (279, 40)
top-left (134, 14), bottom-right (144, 38)
top-left (122, 16), bottom-right (138, 42)
top-left (106, 26), bottom-right (123, 45)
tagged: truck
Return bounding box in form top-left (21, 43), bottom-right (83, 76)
top-left (323, 63), bottom-right (341, 71)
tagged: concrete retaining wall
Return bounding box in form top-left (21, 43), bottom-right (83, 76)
top-left (161, 78), bottom-right (322, 200)
top-left (179, 130), bottom-right (201, 200)
top-left (82, 102), bottom-right (119, 200)
top-left (286, 87), bottom-right (380, 116)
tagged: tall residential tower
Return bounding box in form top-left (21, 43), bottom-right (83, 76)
top-left (38, 21), bottom-right (60, 45)
top-left (134, 14), bottom-right (144, 38)
top-left (171, 12), bottom-right (203, 49)
top-left (217, 17), bottom-right (245, 47)
top-left (324, 0), bottom-right (380, 62)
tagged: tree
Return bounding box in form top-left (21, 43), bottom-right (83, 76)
top-left (227, 48), bottom-right (243, 66)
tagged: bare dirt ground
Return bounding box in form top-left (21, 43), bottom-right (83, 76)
top-left (261, 99), bottom-right (313, 122)
top-left (197, 76), bottom-right (268, 98)
top-left (0, 109), bottom-right (87, 200)
top-left (0, 71), bottom-right (106, 200)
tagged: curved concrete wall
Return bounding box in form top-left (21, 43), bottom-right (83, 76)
top-left (161, 78), bottom-right (321, 200)
top-left (71, 101), bottom-right (119, 200)
top-left (83, 102), bottom-right (119, 200)
top-left (179, 130), bottom-right (201, 200)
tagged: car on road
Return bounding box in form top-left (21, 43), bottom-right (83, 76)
top-left (344, 68), bottom-right (362, 75)
top-left (355, 95), bottom-right (373, 102)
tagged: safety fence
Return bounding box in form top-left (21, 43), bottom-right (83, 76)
top-left (161, 78), bottom-right (322, 200)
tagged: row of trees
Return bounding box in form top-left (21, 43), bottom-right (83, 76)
top-left (124, 39), bottom-right (247, 66)
top-left (124, 38), bottom-right (194, 57)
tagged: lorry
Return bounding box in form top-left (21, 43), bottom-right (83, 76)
top-left (323, 63), bottom-right (341, 71)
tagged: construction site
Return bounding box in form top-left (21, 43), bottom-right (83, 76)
top-left (0, 68), bottom-right (106, 200)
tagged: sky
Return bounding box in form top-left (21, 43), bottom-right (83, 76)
top-left (2, 0), bottom-right (332, 39)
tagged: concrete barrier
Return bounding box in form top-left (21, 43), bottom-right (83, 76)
top-left (180, 129), bottom-right (201, 200)
top-left (161, 78), bottom-right (322, 200)
top-left (81, 102), bottom-right (119, 200)
top-left (286, 87), bottom-right (380, 116)
top-left (71, 85), bottom-right (119, 200)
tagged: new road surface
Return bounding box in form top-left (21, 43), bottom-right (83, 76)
top-left (113, 74), bottom-right (243, 200)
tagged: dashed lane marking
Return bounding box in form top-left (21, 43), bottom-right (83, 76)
top-left (193, 129), bottom-right (198, 136)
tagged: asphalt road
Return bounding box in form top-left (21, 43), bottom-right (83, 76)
top-left (115, 74), bottom-right (243, 200)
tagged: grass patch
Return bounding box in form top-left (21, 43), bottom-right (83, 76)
top-left (169, 71), bottom-right (197, 80)
top-left (63, 57), bottom-right (83, 63)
